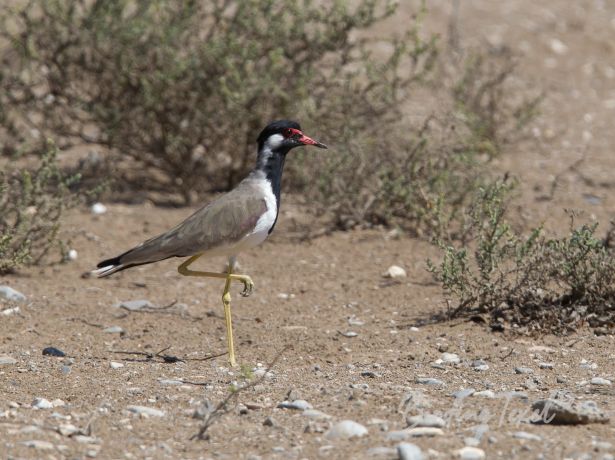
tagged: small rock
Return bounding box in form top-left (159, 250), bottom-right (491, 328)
top-left (406, 414), bottom-right (445, 428)
top-left (401, 391), bottom-right (432, 410)
top-left (539, 363), bottom-right (554, 369)
top-left (415, 377), bottom-right (445, 386)
top-left (442, 353), bottom-right (460, 365)
top-left (454, 446), bottom-right (486, 460)
top-left (67, 249), bottom-right (78, 261)
top-left (126, 405), bottom-right (165, 417)
top-left (529, 345), bottom-right (556, 354)
top-left (452, 388), bottom-right (475, 399)
top-left (158, 379), bottom-right (183, 386)
top-left (531, 398), bottom-right (609, 425)
top-left (591, 377), bottom-right (612, 386)
top-left (472, 360), bottom-right (489, 371)
top-left (406, 427), bottom-right (443, 438)
top-left (58, 424), bottom-right (79, 436)
top-left (51, 399), bottom-right (65, 407)
top-left (74, 435), bottom-right (98, 444)
top-left (103, 326), bottom-right (124, 334)
top-left (0, 356), bottom-right (17, 365)
top-left (549, 38), bottom-right (568, 55)
top-left (277, 400), bottom-right (312, 411)
top-left (383, 265), bottom-right (406, 279)
top-left (515, 367), bottom-right (534, 374)
top-left (367, 446), bottom-right (397, 457)
top-left (0, 286), bottom-right (26, 302)
top-left (397, 442), bottom-right (425, 460)
top-left (109, 361), bottom-right (124, 369)
top-left (473, 390), bottom-right (495, 399)
top-left (361, 370), bottom-right (381, 378)
top-left (1, 306), bottom-right (20, 316)
top-left (513, 431), bottom-right (542, 441)
top-left (42, 347), bottom-right (66, 357)
top-left (263, 416), bottom-right (275, 427)
top-left (115, 299), bottom-right (154, 311)
top-left (556, 376), bottom-right (567, 384)
top-left (339, 331), bottom-right (358, 338)
top-left (91, 203), bottom-right (107, 215)
top-left (32, 398), bottom-right (53, 409)
top-left (20, 440), bottom-right (54, 450)
top-left (302, 409), bottom-right (332, 420)
top-left (499, 391), bottom-right (529, 401)
top-left (325, 420), bottom-right (368, 439)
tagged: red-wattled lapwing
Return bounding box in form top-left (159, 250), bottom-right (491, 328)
top-left (93, 120), bottom-right (327, 366)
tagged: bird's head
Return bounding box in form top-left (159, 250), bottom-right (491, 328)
top-left (257, 120), bottom-right (328, 154)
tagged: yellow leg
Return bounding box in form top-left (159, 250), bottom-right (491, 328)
top-left (177, 254), bottom-right (253, 367)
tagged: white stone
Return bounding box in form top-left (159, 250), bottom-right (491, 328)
top-left (513, 431), bottom-right (542, 441)
top-left (126, 405), bottom-right (165, 417)
top-left (109, 361), bottom-right (124, 369)
top-left (549, 38), bottom-right (568, 55)
top-left (32, 398), bottom-right (53, 409)
top-left (277, 400), bottom-right (312, 411)
top-left (591, 377), bottom-right (611, 386)
top-left (20, 440), bottom-right (54, 450)
top-left (397, 442), bottom-right (425, 460)
top-left (383, 265), bottom-right (406, 279)
top-left (67, 249), bottom-right (78, 261)
top-left (473, 390), bottom-right (495, 399)
top-left (91, 203), bottom-right (107, 215)
top-left (0, 286), bottom-right (26, 302)
top-left (325, 420), bottom-right (368, 439)
top-left (441, 353), bottom-right (461, 365)
top-left (0, 356), bottom-right (17, 365)
top-left (454, 446), bottom-right (486, 460)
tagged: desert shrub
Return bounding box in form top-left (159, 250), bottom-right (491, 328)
top-left (0, 142), bottom-right (81, 273)
top-left (427, 180), bottom-right (615, 334)
top-left (0, 0), bottom-right (436, 205)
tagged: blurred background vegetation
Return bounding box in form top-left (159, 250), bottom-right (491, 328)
top-left (1, 0), bottom-right (610, 333)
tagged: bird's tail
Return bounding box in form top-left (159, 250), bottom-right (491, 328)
top-left (92, 255), bottom-right (133, 278)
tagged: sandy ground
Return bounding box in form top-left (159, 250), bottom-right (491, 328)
top-left (1, 1), bottom-right (615, 459)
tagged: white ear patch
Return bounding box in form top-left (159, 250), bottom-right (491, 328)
top-left (265, 133), bottom-right (284, 151)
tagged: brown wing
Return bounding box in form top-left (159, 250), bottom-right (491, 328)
top-left (116, 182), bottom-right (268, 266)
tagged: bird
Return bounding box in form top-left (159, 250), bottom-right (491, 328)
top-left (92, 120), bottom-right (327, 366)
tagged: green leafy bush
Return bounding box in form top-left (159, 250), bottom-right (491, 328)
top-left (428, 180), bottom-right (615, 334)
top-left (0, 142), bottom-right (81, 273)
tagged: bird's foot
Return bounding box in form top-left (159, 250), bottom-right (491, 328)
top-left (239, 276), bottom-right (255, 297)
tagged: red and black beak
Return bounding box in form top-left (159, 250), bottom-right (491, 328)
top-left (297, 132), bottom-right (327, 149)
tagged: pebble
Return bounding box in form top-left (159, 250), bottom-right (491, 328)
top-left (103, 326), bottom-right (124, 334)
top-left (383, 265), bottom-right (406, 279)
top-left (472, 360), bottom-right (489, 372)
top-left (67, 249), bottom-right (78, 261)
top-left (126, 405), bottom-right (166, 417)
top-left (591, 377), bottom-right (612, 386)
top-left (367, 447), bottom-right (397, 457)
top-left (361, 370), bottom-right (381, 378)
top-left (109, 361), bottom-right (124, 369)
top-left (515, 367), bottom-right (534, 374)
top-left (42, 347), bottom-right (66, 357)
top-left (325, 420), bottom-right (368, 439)
top-left (454, 446), bottom-right (485, 460)
top-left (32, 398), bottom-right (53, 409)
top-left (452, 388), bottom-right (475, 399)
top-left (406, 414), bottom-right (446, 428)
top-left (263, 416), bottom-right (275, 427)
top-left (277, 400), bottom-right (312, 411)
top-left (513, 431), bottom-right (542, 441)
top-left (415, 377), bottom-right (445, 386)
top-left (529, 345), bottom-right (556, 354)
top-left (531, 398), bottom-right (609, 424)
top-left (539, 362), bottom-right (554, 369)
top-left (388, 428), bottom-right (443, 440)
top-left (1, 306), bottom-right (20, 315)
top-left (91, 202), bottom-right (107, 214)
top-left (20, 440), bottom-right (54, 450)
top-left (0, 356), bottom-right (17, 365)
top-left (339, 331), bottom-right (358, 338)
top-left (0, 286), bottom-right (26, 302)
top-left (302, 409), bottom-right (332, 420)
top-left (473, 390), bottom-right (495, 399)
top-left (397, 442), bottom-right (425, 460)
top-left (442, 353), bottom-right (461, 365)
top-left (58, 423), bottom-right (79, 436)
top-left (499, 391), bottom-right (529, 401)
top-left (158, 379), bottom-right (183, 386)
top-left (115, 299), bottom-right (154, 311)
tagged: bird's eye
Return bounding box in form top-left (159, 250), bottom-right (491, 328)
top-left (284, 128), bottom-right (293, 138)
